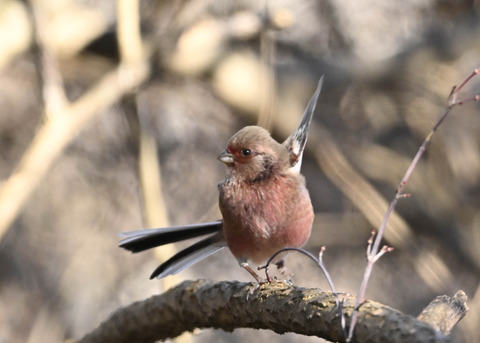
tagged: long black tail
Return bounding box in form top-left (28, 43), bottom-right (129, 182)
top-left (119, 220), bottom-right (223, 253)
top-left (149, 233), bottom-right (226, 279)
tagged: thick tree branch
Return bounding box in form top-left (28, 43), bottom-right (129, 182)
top-left (417, 290), bottom-right (468, 336)
top-left (78, 280), bottom-right (466, 343)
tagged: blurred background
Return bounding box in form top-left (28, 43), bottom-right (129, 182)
top-left (0, 0), bottom-right (479, 342)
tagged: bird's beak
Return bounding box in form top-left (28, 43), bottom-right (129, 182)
top-left (218, 150), bottom-right (235, 164)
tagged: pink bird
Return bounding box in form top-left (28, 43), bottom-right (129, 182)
top-left (120, 77), bottom-right (323, 282)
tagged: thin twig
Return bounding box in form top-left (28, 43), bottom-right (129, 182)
top-left (258, 247), bottom-right (348, 334)
top-left (347, 69), bottom-right (480, 342)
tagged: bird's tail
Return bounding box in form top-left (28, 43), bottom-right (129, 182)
top-left (119, 220), bottom-right (225, 279)
top-left (283, 76), bottom-right (323, 171)
top-left (149, 234), bottom-right (226, 279)
top-left (119, 220), bottom-right (223, 253)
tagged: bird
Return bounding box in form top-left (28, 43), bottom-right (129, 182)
top-left (119, 77), bottom-right (323, 282)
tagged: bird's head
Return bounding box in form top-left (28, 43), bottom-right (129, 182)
top-left (218, 126), bottom-right (289, 183)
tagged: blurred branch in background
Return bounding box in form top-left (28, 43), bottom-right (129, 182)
top-left (0, 0), bottom-right (149, 242)
top-left (256, 2), bottom-right (276, 130)
top-left (118, 0), bottom-right (183, 295)
top-left (0, 1), bottom-right (32, 69)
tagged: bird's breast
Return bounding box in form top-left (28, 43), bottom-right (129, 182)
top-left (218, 174), bottom-right (313, 264)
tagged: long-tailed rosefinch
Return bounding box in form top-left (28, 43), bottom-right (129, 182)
top-left (120, 77), bottom-right (323, 282)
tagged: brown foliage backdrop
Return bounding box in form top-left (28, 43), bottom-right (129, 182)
top-left (0, 0), bottom-right (479, 342)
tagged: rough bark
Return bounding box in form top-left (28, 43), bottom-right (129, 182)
top-left (417, 290), bottom-right (468, 336)
top-left (78, 280), bottom-right (467, 343)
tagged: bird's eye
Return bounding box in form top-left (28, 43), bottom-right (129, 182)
top-left (241, 148), bottom-right (251, 157)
